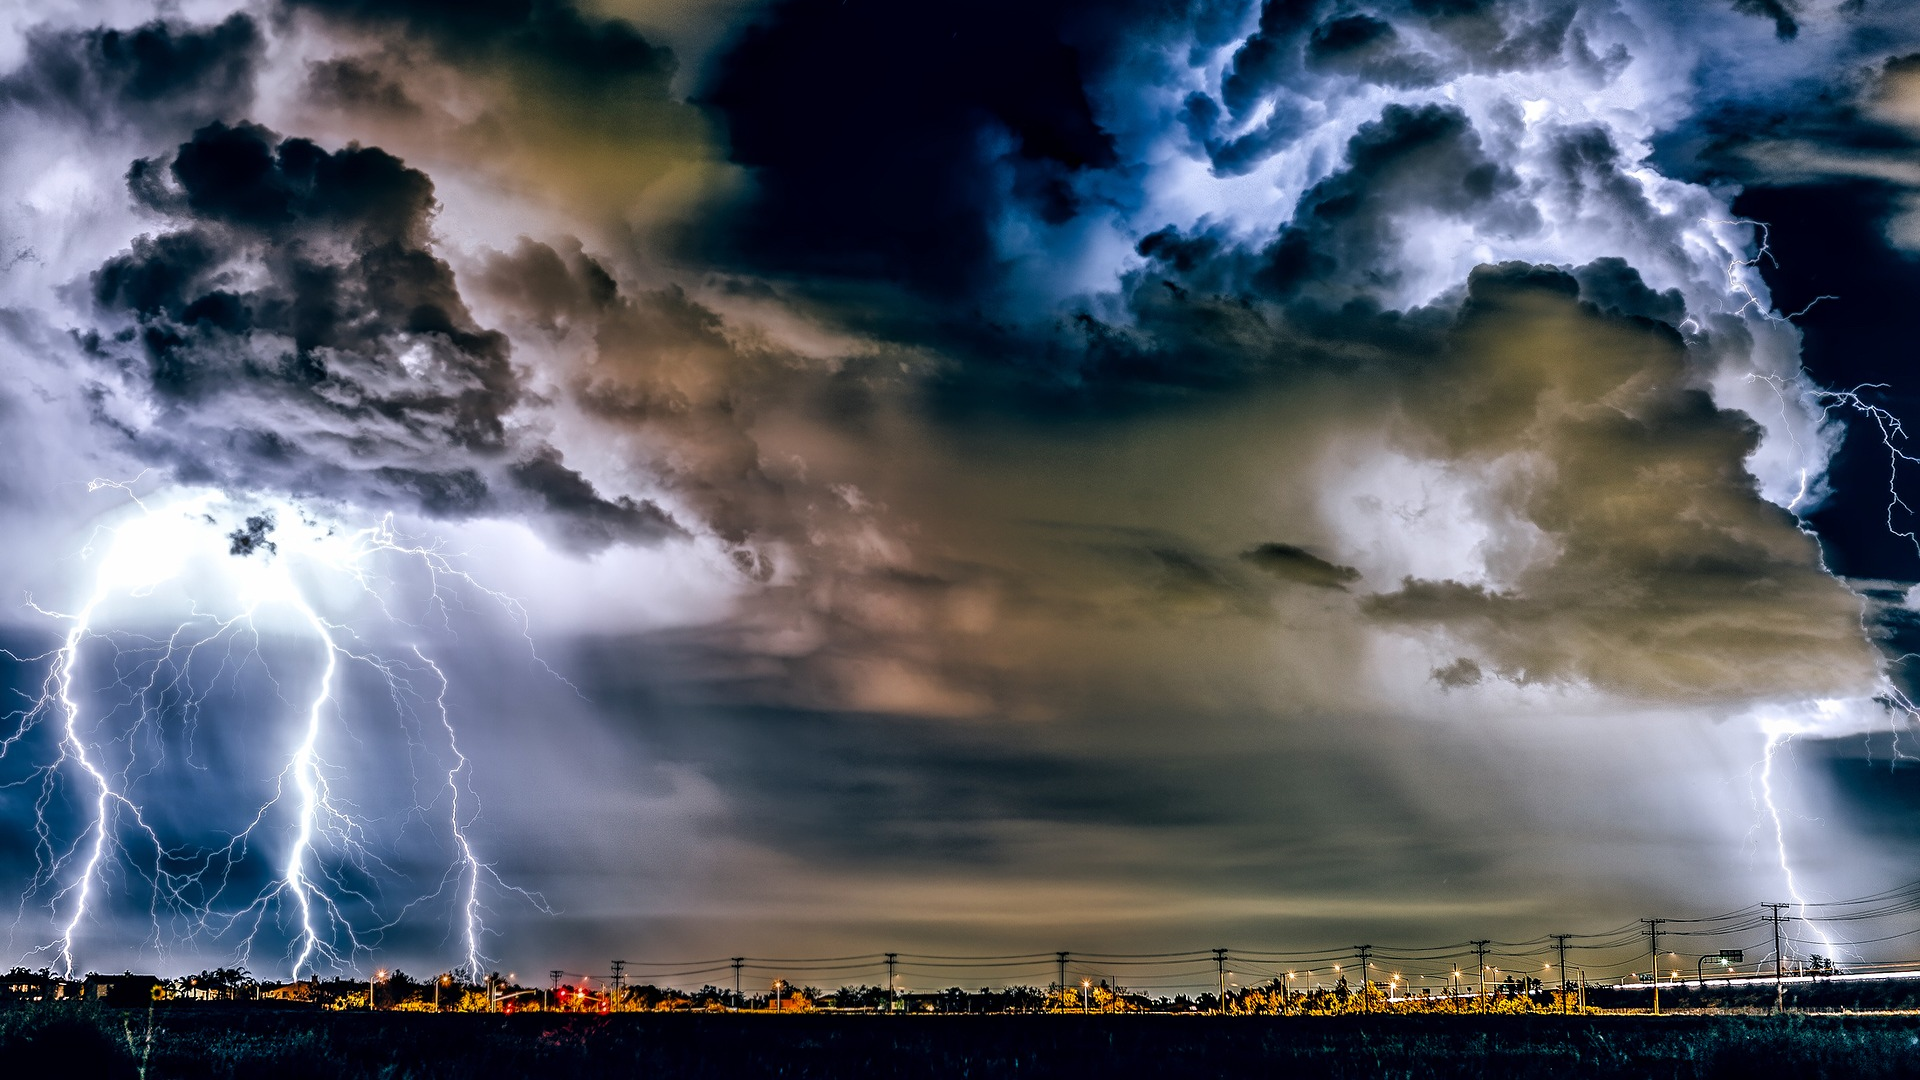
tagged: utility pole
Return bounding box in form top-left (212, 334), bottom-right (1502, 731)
top-left (1213, 949), bottom-right (1229, 1013)
top-left (549, 970), bottom-right (562, 1012)
top-left (1641, 920), bottom-right (1665, 1016)
top-left (1354, 946), bottom-right (1373, 1014)
top-left (1763, 903), bottom-right (1789, 1015)
top-left (610, 960), bottom-right (626, 1012)
top-left (1470, 941), bottom-right (1490, 1014)
top-left (1550, 936), bottom-right (1571, 1014)
top-left (886, 953), bottom-right (898, 1013)
top-left (731, 959), bottom-right (743, 1011)
top-left (1056, 952), bottom-right (1069, 1008)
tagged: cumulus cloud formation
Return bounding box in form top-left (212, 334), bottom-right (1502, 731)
top-left (1363, 264), bottom-right (1877, 700)
top-left (1241, 543), bottom-right (1362, 591)
top-left (272, 0), bottom-right (717, 234)
top-left (3, 0), bottom-right (1902, 720)
top-left (0, 13), bottom-right (261, 133)
top-left (84, 120), bottom-right (680, 550)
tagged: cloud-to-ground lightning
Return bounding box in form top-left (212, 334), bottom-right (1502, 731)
top-left (1716, 217), bottom-right (1920, 968)
top-left (1756, 716), bottom-right (1842, 961)
top-left (0, 482), bottom-right (548, 981)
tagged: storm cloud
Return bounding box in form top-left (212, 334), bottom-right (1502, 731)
top-left (84, 120), bottom-right (680, 550)
top-left (0, 13), bottom-right (262, 133)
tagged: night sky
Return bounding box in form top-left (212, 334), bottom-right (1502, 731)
top-left (3, 0), bottom-right (1920, 991)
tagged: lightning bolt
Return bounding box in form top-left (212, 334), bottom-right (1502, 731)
top-left (1704, 218), bottom-right (1839, 324)
top-left (0, 482), bottom-right (550, 981)
top-left (1714, 216), bottom-right (1920, 966)
top-left (1757, 721), bottom-right (1840, 961)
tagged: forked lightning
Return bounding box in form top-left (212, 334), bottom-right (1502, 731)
top-left (0, 481), bottom-right (545, 981)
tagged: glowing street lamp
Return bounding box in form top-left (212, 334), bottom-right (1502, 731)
top-left (1082, 978), bottom-right (1091, 1015)
top-left (369, 969), bottom-right (387, 1011)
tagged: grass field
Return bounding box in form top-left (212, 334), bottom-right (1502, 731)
top-left (5, 1006), bottom-right (1920, 1078)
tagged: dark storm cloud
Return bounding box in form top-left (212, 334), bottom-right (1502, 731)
top-left (477, 237), bottom-right (799, 550)
top-left (911, 99), bottom-right (1532, 410)
top-left (928, 96), bottom-right (1671, 412)
top-left (1042, 526), bottom-right (1273, 618)
top-left (1414, 0), bottom-right (1579, 72)
top-left (473, 236), bottom-right (618, 332)
top-left (84, 122), bottom-right (680, 550)
top-left (508, 448), bottom-right (683, 552)
top-left (1546, 125), bottom-right (1670, 236)
top-left (0, 13), bottom-right (261, 131)
top-left (971, 243), bottom-right (1874, 703)
top-left (1650, 39), bottom-right (1920, 195)
top-left (1240, 543), bottom-right (1362, 590)
top-left (701, 0), bottom-right (1135, 296)
top-left (1256, 103), bottom-right (1538, 301)
top-left (279, 0), bottom-right (711, 224)
top-left (226, 513), bottom-right (278, 557)
top-left (1141, 103), bottom-right (1539, 313)
top-left (1568, 257), bottom-right (1685, 324)
top-left (1304, 14), bottom-right (1445, 88)
top-left (1189, 0), bottom-right (1584, 178)
top-left (909, 195), bottom-right (1873, 700)
top-left (1218, 0), bottom-right (1318, 117)
top-left (1214, 0), bottom-right (1580, 118)
top-left (1731, 0), bottom-right (1800, 40)
top-left (303, 57), bottom-right (421, 118)
top-left (283, 0), bottom-right (677, 92)
top-left (1360, 264), bottom-right (1876, 700)
top-left (1428, 656), bottom-right (1484, 688)
top-left (694, 0), bottom-right (1608, 298)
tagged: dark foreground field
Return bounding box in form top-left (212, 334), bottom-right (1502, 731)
top-left (6, 1008), bottom-right (1920, 1079)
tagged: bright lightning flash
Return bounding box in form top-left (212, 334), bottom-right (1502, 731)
top-left (1709, 217), bottom-right (1918, 964)
top-left (1756, 712), bottom-right (1842, 961)
top-left (0, 484), bottom-right (546, 981)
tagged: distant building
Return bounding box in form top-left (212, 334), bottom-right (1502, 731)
top-left (261, 981), bottom-right (316, 1003)
top-left (0, 969), bottom-right (53, 1002)
top-left (82, 973), bottom-right (164, 1006)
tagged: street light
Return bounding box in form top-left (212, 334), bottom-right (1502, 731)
top-left (1082, 978), bottom-right (1091, 1015)
top-left (772, 980), bottom-right (784, 1013)
top-left (369, 969), bottom-right (387, 1011)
